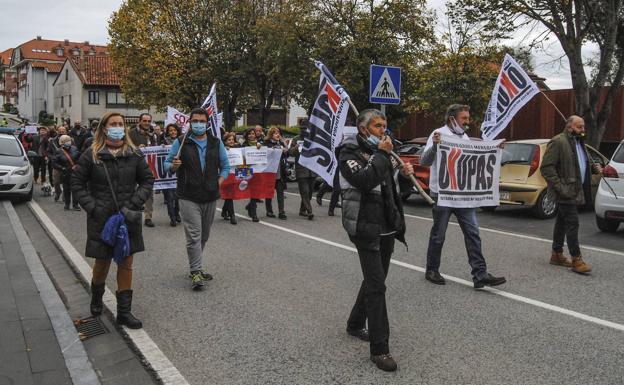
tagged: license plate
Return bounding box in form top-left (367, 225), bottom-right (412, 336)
top-left (500, 192), bottom-right (510, 201)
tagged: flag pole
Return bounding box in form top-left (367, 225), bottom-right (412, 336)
top-left (540, 91), bottom-right (566, 122)
top-left (346, 98), bottom-right (434, 205)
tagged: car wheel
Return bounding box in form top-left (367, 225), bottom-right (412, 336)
top-left (480, 206), bottom-right (497, 212)
top-left (596, 215), bottom-right (620, 233)
top-left (21, 185), bottom-right (34, 202)
top-left (532, 189), bottom-right (558, 219)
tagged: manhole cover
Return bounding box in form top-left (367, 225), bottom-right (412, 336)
top-left (74, 316), bottom-right (108, 340)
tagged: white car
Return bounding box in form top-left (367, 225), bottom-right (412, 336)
top-left (0, 129), bottom-right (34, 201)
top-left (595, 139), bottom-right (624, 232)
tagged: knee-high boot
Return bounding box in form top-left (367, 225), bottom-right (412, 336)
top-left (116, 290), bottom-right (143, 329)
top-left (90, 282), bottom-right (105, 316)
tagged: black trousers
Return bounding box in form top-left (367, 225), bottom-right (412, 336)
top-left (163, 189), bottom-right (180, 220)
top-left (265, 179), bottom-right (285, 214)
top-left (553, 203), bottom-right (581, 257)
top-left (61, 176), bottom-right (77, 208)
top-left (347, 235), bottom-right (395, 355)
top-left (222, 199), bottom-right (235, 218)
top-left (297, 177), bottom-right (315, 214)
top-left (32, 157), bottom-right (47, 182)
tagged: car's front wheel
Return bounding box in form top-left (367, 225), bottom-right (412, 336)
top-left (596, 215), bottom-right (620, 232)
top-left (532, 189), bottom-right (558, 219)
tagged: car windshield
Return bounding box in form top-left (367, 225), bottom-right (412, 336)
top-left (0, 137), bottom-right (23, 157)
top-left (612, 143), bottom-right (624, 163)
top-left (501, 143), bottom-right (536, 165)
top-left (398, 143), bottom-right (423, 155)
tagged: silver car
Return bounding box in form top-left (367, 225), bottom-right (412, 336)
top-left (595, 140), bottom-right (624, 232)
top-left (0, 130), bottom-right (34, 201)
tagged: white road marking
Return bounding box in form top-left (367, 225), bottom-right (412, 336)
top-left (225, 206), bottom-right (624, 333)
top-left (283, 191), bottom-right (624, 257)
top-left (28, 201), bottom-right (190, 385)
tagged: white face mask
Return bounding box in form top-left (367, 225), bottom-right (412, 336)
top-left (449, 116), bottom-right (466, 135)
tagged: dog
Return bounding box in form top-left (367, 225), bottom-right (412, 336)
top-left (41, 182), bottom-right (52, 197)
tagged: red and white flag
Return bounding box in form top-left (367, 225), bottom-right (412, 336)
top-left (220, 148), bottom-right (282, 200)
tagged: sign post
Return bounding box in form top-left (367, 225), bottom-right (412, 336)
top-left (369, 64), bottom-right (401, 115)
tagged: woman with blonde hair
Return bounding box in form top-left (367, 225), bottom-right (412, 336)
top-left (71, 112), bottom-right (154, 329)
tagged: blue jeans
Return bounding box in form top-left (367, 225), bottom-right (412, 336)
top-left (426, 204), bottom-right (488, 281)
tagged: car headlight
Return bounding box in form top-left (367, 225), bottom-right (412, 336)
top-left (12, 165), bottom-right (30, 176)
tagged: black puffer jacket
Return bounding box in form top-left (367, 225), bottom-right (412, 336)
top-left (51, 146), bottom-right (80, 183)
top-left (338, 135), bottom-right (406, 248)
top-left (71, 147), bottom-right (154, 259)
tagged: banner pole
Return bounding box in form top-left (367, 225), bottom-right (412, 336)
top-left (541, 92), bottom-right (566, 122)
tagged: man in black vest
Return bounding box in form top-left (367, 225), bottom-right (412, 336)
top-left (165, 108), bottom-right (230, 291)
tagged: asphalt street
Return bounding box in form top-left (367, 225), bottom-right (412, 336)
top-left (22, 184), bottom-right (624, 385)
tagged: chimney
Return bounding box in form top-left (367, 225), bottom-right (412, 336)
top-left (36, 36), bottom-right (42, 40)
top-left (64, 39), bottom-right (69, 46)
top-left (84, 41), bottom-right (89, 45)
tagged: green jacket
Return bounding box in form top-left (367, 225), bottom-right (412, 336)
top-left (540, 129), bottom-right (592, 205)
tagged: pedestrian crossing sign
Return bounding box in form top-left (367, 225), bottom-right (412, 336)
top-left (369, 65), bottom-right (401, 105)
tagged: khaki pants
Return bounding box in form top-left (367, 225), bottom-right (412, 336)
top-left (52, 169), bottom-right (62, 197)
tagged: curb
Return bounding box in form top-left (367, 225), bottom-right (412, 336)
top-left (4, 201), bottom-right (101, 385)
top-left (27, 200), bottom-right (190, 385)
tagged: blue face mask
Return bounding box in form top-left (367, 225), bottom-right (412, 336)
top-left (367, 135), bottom-right (380, 146)
top-left (106, 127), bottom-right (125, 141)
top-left (191, 123), bottom-right (207, 136)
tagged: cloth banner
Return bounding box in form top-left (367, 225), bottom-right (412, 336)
top-left (200, 83), bottom-right (221, 139)
top-left (220, 147), bottom-right (282, 200)
top-left (165, 106), bottom-right (190, 133)
top-left (298, 60), bottom-right (350, 184)
top-left (435, 136), bottom-right (502, 208)
top-left (141, 146), bottom-right (177, 190)
top-left (481, 54), bottom-right (540, 140)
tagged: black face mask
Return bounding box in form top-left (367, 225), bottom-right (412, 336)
top-left (571, 131), bottom-right (586, 139)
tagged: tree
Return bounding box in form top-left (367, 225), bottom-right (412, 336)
top-left (454, 0), bottom-right (624, 147)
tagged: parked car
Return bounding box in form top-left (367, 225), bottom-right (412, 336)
top-left (594, 139), bottom-right (624, 232)
top-left (0, 127), bottom-right (35, 201)
top-left (396, 137), bottom-right (430, 201)
top-left (492, 139), bottom-right (608, 219)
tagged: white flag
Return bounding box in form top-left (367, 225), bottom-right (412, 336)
top-left (166, 106), bottom-right (189, 133)
top-left (298, 61), bottom-right (350, 184)
top-left (481, 54), bottom-right (540, 140)
top-left (200, 83), bottom-right (221, 139)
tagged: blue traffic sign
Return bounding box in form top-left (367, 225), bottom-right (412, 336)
top-left (369, 65), bottom-right (401, 105)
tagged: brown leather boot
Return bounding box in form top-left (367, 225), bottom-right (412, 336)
top-left (550, 251), bottom-right (572, 267)
top-left (571, 256), bottom-right (592, 274)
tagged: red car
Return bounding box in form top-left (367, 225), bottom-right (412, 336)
top-left (397, 137), bottom-right (430, 201)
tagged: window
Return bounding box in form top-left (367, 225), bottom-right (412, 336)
top-left (106, 91), bottom-right (127, 106)
top-left (69, 94), bottom-right (72, 107)
top-left (88, 91), bottom-right (99, 105)
top-left (65, 69), bottom-right (68, 81)
top-left (61, 96), bottom-right (64, 108)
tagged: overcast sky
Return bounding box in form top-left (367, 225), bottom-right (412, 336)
top-left (0, 0), bottom-right (593, 90)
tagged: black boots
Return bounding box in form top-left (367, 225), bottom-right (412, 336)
top-left (90, 282), bottom-right (105, 316)
top-left (116, 290), bottom-right (143, 329)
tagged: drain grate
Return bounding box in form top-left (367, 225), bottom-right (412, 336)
top-left (74, 316), bottom-right (108, 340)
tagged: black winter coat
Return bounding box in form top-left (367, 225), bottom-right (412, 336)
top-left (338, 135), bottom-right (406, 248)
top-left (51, 146), bottom-right (80, 183)
top-left (71, 147), bottom-right (154, 259)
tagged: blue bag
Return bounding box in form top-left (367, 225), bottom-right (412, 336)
top-left (101, 212), bottom-right (130, 264)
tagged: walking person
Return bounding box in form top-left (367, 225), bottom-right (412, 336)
top-left (28, 126), bottom-right (47, 184)
top-left (48, 126), bottom-right (67, 201)
top-left (51, 135), bottom-right (81, 210)
top-left (288, 125), bottom-right (317, 220)
top-left (540, 115), bottom-right (601, 273)
top-left (165, 108), bottom-right (230, 291)
top-left (71, 112), bottom-right (154, 329)
top-left (221, 132), bottom-right (238, 225)
top-left (340, 109), bottom-right (413, 372)
top-left (242, 128), bottom-right (262, 222)
top-left (129, 113), bottom-right (157, 227)
top-left (163, 123), bottom-right (182, 226)
top-left (420, 104), bottom-right (506, 288)
top-left (69, 121), bottom-right (89, 156)
top-left (264, 127), bottom-right (288, 220)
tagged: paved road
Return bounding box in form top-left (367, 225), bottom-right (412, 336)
top-left (25, 184), bottom-right (624, 385)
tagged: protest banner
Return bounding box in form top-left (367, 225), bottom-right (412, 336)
top-left (24, 125), bottom-right (38, 134)
top-left (220, 148), bottom-right (282, 200)
top-left (226, 147), bottom-right (244, 166)
top-left (244, 147), bottom-right (268, 164)
top-left (299, 61), bottom-right (350, 184)
top-left (166, 106), bottom-right (190, 133)
top-left (435, 136), bottom-right (502, 208)
top-left (481, 54), bottom-right (540, 141)
top-left (141, 146), bottom-right (177, 190)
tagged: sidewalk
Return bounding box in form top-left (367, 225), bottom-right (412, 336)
top-left (0, 201), bottom-right (96, 385)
